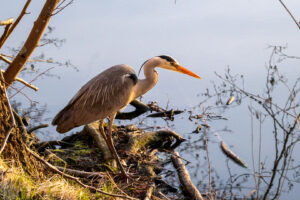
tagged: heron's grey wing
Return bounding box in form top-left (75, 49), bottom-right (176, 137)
top-left (52, 65), bottom-right (137, 133)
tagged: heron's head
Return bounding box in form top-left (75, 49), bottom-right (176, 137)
top-left (155, 55), bottom-right (201, 79)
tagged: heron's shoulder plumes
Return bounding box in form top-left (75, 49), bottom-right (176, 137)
top-left (125, 73), bottom-right (138, 85)
top-left (104, 64), bottom-right (135, 75)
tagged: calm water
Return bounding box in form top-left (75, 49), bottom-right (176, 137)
top-left (2, 0), bottom-right (300, 199)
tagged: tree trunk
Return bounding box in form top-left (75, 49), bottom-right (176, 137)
top-left (0, 78), bottom-right (45, 176)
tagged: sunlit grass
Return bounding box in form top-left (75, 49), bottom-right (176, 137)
top-left (0, 158), bottom-right (93, 200)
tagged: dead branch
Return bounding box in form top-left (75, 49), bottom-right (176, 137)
top-left (56, 166), bottom-right (105, 178)
top-left (279, 0), bottom-right (300, 30)
top-left (0, 127), bottom-right (13, 155)
top-left (27, 124), bottom-right (48, 133)
top-left (25, 145), bottom-right (139, 200)
top-left (147, 109), bottom-right (183, 119)
top-left (0, 24), bottom-right (12, 51)
top-left (143, 183), bottom-right (155, 200)
top-left (8, 84), bottom-right (37, 103)
top-left (0, 18), bottom-right (14, 26)
top-left (116, 99), bottom-right (183, 121)
top-left (13, 76), bottom-right (39, 91)
top-left (0, 69), bottom-right (39, 91)
top-left (10, 67), bottom-right (54, 98)
top-left (171, 151), bottom-right (204, 200)
top-left (106, 172), bottom-right (133, 198)
top-left (52, 0), bottom-right (74, 16)
top-left (0, 54), bottom-right (11, 64)
top-left (215, 72), bottom-right (297, 119)
top-left (1, 53), bottom-right (54, 63)
top-left (0, 0), bottom-right (32, 49)
top-left (157, 191), bottom-right (171, 200)
top-left (0, 72), bottom-right (16, 126)
top-left (36, 140), bottom-right (73, 150)
top-left (4, 0), bottom-right (60, 86)
top-left (0, 71), bottom-right (16, 154)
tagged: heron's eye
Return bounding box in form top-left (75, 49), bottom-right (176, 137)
top-left (171, 62), bottom-right (178, 68)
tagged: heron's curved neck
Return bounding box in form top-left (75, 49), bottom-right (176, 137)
top-left (134, 59), bottom-right (159, 98)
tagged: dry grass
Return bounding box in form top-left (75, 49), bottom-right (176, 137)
top-left (0, 158), bottom-right (93, 200)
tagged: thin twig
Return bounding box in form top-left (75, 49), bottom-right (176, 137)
top-left (143, 183), bottom-right (155, 200)
top-left (0, 71), bottom-right (17, 154)
top-left (279, 0), bottom-right (300, 30)
top-left (0, 18), bottom-right (14, 26)
top-left (158, 191), bottom-right (171, 200)
top-left (0, 128), bottom-right (13, 155)
top-left (257, 113), bottom-right (262, 199)
top-left (0, 24), bottom-right (12, 47)
top-left (1, 54), bottom-right (54, 63)
top-left (249, 103), bottom-right (258, 196)
top-left (13, 76), bottom-right (39, 91)
top-left (52, 0), bottom-right (74, 16)
top-left (275, 70), bottom-right (300, 130)
top-left (215, 72), bottom-right (297, 119)
top-left (0, 72), bottom-right (16, 126)
top-left (0, 54), bottom-right (11, 64)
top-left (8, 84), bottom-right (37, 103)
top-left (0, 69), bottom-right (39, 91)
top-left (0, 0), bottom-right (32, 49)
top-left (27, 124), bottom-right (48, 133)
top-left (56, 166), bottom-right (105, 178)
top-left (3, 0), bottom-right (59, 86)
top-left (106, 172), bottom-right (131, 197)
top-left (10, 67), bottom-right (55, 99)
top-left (203, 117), bottom-right (212, 199)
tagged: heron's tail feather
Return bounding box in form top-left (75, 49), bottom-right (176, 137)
top-left (52, 105), bottom-right (75, 133)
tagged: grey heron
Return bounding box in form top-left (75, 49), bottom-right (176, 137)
top-left (52, 55), bottom-right (200, 177)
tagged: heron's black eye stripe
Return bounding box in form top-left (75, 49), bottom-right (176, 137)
top-left (127, 73), bottom-right (138, 85)
top-left (158, 55), bottom-right (176, 63)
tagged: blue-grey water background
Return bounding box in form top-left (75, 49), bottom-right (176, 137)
top-left (1, 0), bottom-right (300, 199)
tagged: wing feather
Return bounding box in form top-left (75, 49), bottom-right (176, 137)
top-left (52, 64), bottom-right (136, 133)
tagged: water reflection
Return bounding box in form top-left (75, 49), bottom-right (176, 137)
top-left (118, 45), bottom-right (300, 199)
top-left (161, 45), bottom-right (300, 199)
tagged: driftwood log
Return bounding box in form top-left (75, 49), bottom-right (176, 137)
top-left (171, 151), bottom-right (204, 200)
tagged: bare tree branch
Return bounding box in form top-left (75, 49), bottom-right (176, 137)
top-left (4, 0), bottom-right (60, 86)
top-left (0, 0), bottom-right (32, 49)
top-left (0, 69), bottom-right (38, 91)
top-left (171, 151), bottom-right (204, 200)
top-left (279, 0), bottom-right (300, 30)
top-left (0, 18), bottom-right (14, 26)
top-left (0, 54), bottom-right (11, 64)
top-left (0, 71), bottom-right (16, 154)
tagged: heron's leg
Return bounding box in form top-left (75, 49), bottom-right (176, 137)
top-left (107, 113), bottom-right (128, 178)
top-left (98, 119), bottom-right (109, 145)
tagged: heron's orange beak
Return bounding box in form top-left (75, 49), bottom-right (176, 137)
top-left (176, 65), bottom-right (201, 79)
top-left (158, 64), bottom-right (201, 79)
